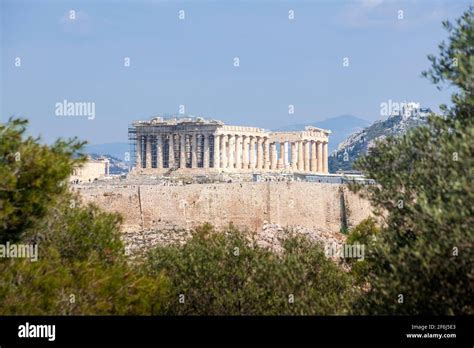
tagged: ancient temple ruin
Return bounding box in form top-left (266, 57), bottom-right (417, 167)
top-left (128, 116), bottom-right (330, 174)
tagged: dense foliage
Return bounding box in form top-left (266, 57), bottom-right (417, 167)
top-left (0, 118), bottom-right (85, 243)
top-left (147, 224), bottom-right (355, 315)
top-left (350, 6), bottom-right (474, 315)
top-left (0, 120), bottom-right (170, 315)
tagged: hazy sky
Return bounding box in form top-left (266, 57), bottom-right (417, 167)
top-left (1, 0), bottom-right (470, 144)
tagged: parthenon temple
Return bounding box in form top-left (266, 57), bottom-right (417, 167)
top-left (129, 116), bottom-right (330, 174)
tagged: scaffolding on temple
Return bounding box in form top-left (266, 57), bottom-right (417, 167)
top-left (127, 125), bottom-right (137, 172)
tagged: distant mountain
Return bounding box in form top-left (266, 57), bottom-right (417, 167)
top-left (277, 115), bottom-right (371, 152)
top-left (329, 108), bottom-right (431, 173)
top-left (84, 142), bottom-right (129, 162)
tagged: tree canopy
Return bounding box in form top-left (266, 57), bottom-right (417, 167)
top-left (350, 6), bottom-right (473, 315)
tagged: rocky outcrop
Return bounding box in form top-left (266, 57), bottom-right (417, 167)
top-left (121, 222), bottom-right (346, 261)
top-left (256, 222), bottom-right (346, 257)
top-left (330, 108), bottom-right (431, 172)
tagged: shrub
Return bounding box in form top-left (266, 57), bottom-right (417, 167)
top-left (147, 224), bottom-right (356, 315)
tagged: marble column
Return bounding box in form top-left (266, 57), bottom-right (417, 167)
top-left (228, 134), bottom-right (235, 169)
top-left (317, 141), bottom-right (323, 173)
top-left (191, 134), bottom-right (198, 168)
top-left (168, 134), bottom-right (175, 169)
top-left (323, 142), bottom-right (328, 173)
top-left (277, 158), bottom-right (283, 170)
top-left (249, 136), bottom-right (256, 170)
top-left (270, 142), bottom-right (278, 170)
top-left (277, 142), bottom-right (283, 169)
top-left (146, 136), bottom-right (152, 169)
top-left (136, 134), bottom-right (142, 169)
top-left (310, 141), bottom-right (317, 173)
top-left (297, 141), bottom-right (304, 171)
top-left (291, 142), bottom-right (297, 171)
top-left (282, 141), bottom-right (289, 169)
top-left (304, 141), bottom-right (310, 172)
top-left (242, 136), bottom-right (249, 169)
top-left (156, 135), bottom-right (163, 169)
top-left (180, 134), bottom-right (186, 168)
top-left (277, 141), bottom-right (283, 169)
top-left (263, 138), bottom-right (270, 170)
top-left (256, 137), bottom-right (263, 169)
top-left (203, 134), bottom-right (210, 168)
top-left (235, 135), bottom-right (242, 170)
top-left (213, 134), bottom-right (220, 169)
top-left (220, 135), bottom-right (227, 169)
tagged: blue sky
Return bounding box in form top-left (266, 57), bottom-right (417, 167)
top-left (1, 0), bottom-right (470, 144)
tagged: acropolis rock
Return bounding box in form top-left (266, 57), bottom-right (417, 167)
top-left (75, 116), bottom-right (373, 254)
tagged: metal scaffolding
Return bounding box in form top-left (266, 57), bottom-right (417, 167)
top-left (127, 125), bottom-right (137, 171)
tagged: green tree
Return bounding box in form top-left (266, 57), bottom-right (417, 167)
top-left (350, 6), bottom-right (474, 314)
top-left (0, 118), bottom-right (85, 243)
top-left (0, 246), bottom-right (170, 315)
top-left (0, 118), bottom-right (170, 315)
top-left (147, 224), bottom-right (355, 315)
top-left (344, 218), bottom-right (380, 286)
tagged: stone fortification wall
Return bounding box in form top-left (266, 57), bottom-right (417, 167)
top-left (76, 182), bottom-right (372, 233)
